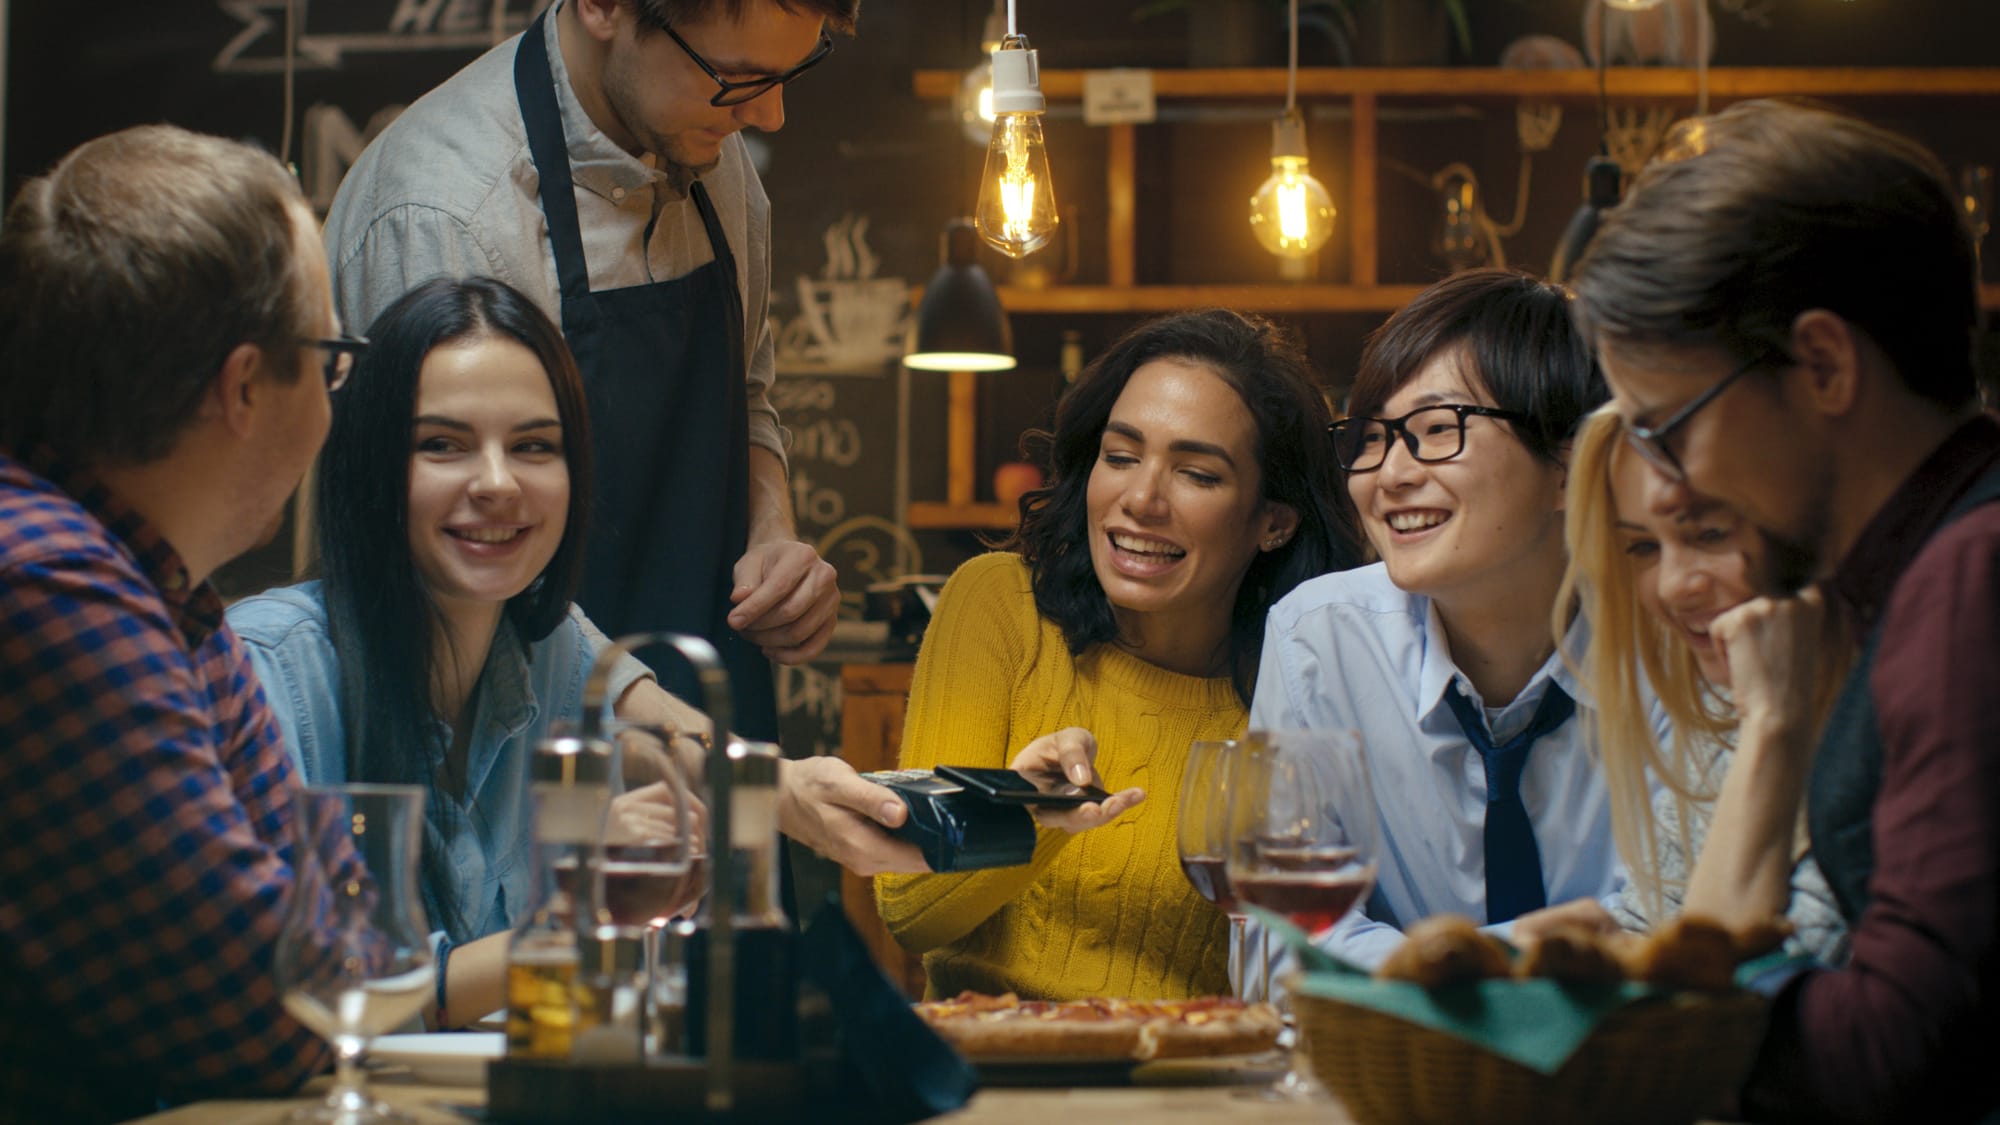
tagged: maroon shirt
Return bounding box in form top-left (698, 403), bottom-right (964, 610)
top-left (1747, 415), bottom-right (2000, 1123)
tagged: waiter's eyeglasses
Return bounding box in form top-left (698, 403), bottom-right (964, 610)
top-left (303, 335), bottom-right (368, 392)
top-left (659, 24), bottom-right (834, 107)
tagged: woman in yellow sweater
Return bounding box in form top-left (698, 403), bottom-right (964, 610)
top-left (877, 310), bottom-right (1360, 1000)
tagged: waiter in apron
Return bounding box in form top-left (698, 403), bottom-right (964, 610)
top-left (322, 0), bottom-right (928, 876)
top-left (324, 0), bottom-right (944, 883)
top-left (511, 0), bottom-right (842, 739)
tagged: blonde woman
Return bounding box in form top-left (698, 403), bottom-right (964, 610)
top-left (1550, 408), bottom-right (1847, 962)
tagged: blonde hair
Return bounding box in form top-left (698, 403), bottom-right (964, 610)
top-left (1558, 407), bottom-right (1850, 919)
top-left (1557, 408), bottom-right (1731, 919)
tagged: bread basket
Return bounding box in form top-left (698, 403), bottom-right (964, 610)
top-left (1294, 985), bottom-right (1769, 1125)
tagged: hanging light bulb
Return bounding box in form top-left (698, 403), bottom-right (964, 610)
top-left (1249, 110), bottom-right (1336, 259)
top-left (975, 33), bottom-right (1059, 259)
top-left (1248, 0), bottom-right (1334, 261)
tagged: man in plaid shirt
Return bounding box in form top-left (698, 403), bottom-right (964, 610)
top-left (0, 126), bottom-right (362, 1122)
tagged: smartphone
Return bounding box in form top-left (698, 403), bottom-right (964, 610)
top-left (934, 764), bottom-right (1113, 809)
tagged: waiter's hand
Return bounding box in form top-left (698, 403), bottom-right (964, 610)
top-left (729, 540), bottom-right (839, 664)
top-left (777, 757), bottom-right (930, 875)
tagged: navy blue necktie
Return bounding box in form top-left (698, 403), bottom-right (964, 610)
top-left (1441, 680), bottom-right (1576, 924)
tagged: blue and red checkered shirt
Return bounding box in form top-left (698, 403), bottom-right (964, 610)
top-left (0, 448), bottom-right (335, 1122)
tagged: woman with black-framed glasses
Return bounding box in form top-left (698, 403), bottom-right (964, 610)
top-left (1242, 268), bottom-right (1631, 988)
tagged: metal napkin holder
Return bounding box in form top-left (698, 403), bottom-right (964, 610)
top-left (485, 631), bottom-right (819, 1122)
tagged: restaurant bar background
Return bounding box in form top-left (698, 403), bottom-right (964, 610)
top-left (4, 0), bottom-right (1996, 905)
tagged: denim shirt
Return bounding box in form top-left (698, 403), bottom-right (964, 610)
top-left (226, 581), bottom-right (649, 952)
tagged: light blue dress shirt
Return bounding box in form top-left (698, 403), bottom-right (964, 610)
top-left (226, 581), bottom-right (649, 954)
top-left (1240, 563), bottom-right (1660, 989)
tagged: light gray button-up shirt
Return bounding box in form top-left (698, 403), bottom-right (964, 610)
top-left (322, 2), bottom-right (787, 466)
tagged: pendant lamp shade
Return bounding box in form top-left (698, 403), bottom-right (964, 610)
top-left (905, 219), bottom-right (1016, 372)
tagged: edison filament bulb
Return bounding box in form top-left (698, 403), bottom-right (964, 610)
top-left (974, 37), bottom-right (1059, 259)
top-left (1248, 113), bottom-right (1335, 259)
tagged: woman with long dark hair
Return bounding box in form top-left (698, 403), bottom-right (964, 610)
top-left (229, 277), bottom-right (692, 1027)
top-left (877, 308), bottom-right (1361, 1000)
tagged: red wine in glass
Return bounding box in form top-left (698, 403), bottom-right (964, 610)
top-left (1235, 846), bottom-right (1374, 934)
top-left (556, 847), bottom-right (697, 929)
top-left (1179, 853), bottom-right (1239, 914)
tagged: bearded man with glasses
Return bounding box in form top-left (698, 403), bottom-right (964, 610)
top-left (1574, 99), bottom-right (1998, 1124)
top-left (326, 0), bottom-right (850, 766)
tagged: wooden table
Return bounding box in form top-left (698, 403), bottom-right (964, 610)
top-left (125, 1058), bottom-right (1344, 1124)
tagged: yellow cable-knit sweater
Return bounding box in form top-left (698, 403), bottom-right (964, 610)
top-left (875, 553), bottom-right (1242, 1001)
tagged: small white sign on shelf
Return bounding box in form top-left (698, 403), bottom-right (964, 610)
top-left (1083, 69), bottom-right (1156, 126)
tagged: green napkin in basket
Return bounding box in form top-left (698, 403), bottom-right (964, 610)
top-left (1252, 908), bottom-right (1801, 1076)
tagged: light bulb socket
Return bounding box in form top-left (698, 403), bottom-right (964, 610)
top-left (1271, 110), bottom-right (1309, 162)
top-left (990, 37), bottom-right (1045, 115)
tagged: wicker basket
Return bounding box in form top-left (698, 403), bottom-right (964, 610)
top-left (1295, 988), bottom-right (1769, 1125)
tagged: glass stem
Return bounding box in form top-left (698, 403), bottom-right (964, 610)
top-left (325, 1041), bottom-right (370, 1112)
top-left (1259, 928), bottom-right (1272, 1003)
top-left (1228, 914), bottom-right (1247, 997)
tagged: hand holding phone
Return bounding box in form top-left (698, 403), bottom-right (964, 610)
top-left (934, 764), bottom-right (1113, 809)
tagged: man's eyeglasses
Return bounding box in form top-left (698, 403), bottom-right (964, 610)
top-left (659, 24), bottom-right (834, 107)
top-left (304, 335), bottom-right (368, 392)
top-left (1330, 403), bottom-right (1533, 473)
top-left (1622, 354), bottom-right (1765, 483)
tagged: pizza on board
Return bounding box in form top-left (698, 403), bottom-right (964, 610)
top-left (913, 992), bottom-right (1283, 1061)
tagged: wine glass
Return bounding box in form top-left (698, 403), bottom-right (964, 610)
top-left (1177, 739), bottom-right (1249, 995)
top-left (1225, 729), bottom-right (1378, 1101)
top-left (275, 784), bottom-right (435, 1125)
top-left (607, 723), bottom-right (703, 1056)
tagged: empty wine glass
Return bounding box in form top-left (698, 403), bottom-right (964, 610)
top-left (275, 784), bottom-right (435, 1124)
top-left (1226, 729), bottom-right (1378, 1101)
top-left (1176, 739), bottom-right (1249, 995)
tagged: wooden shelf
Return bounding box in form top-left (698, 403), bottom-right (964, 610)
top-left (995, 283), bottom-right (1427, 313)
top-left (929, 283), bottom-right (2000, 313)
top-left (906, 501), bottom-right (1017, 530)
top-left (915, 66), bottom-right (2000, 102)
top-left (906, 66), bottom-right (2000, 528)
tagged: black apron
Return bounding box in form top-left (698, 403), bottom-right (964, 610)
top-left (515, 12), bottom-right (778, 739)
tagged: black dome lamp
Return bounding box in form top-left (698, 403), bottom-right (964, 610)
top-left (905, 219), bottom-right (1016, 372)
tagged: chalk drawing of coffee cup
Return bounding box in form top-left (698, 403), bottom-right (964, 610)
top-left (798, 275), bottom-right (910, 366)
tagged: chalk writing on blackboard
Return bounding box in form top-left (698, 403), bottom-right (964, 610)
top-left (214, 0), bottom-right (548, 74)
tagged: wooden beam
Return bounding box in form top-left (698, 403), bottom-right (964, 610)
top-left (947, 370), bottom-right (977, 507)
top-left (1348, 92), bottom-right (1377, 288)
top-left (1107, 123), bottom-right (1137, 288)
